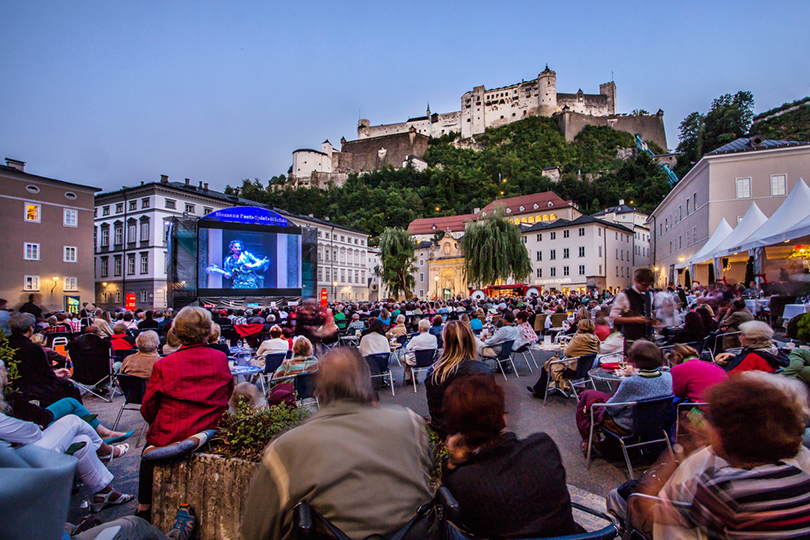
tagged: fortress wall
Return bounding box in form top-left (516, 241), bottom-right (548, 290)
top-left (557, 111), bottom-right (668, 150)
top-left (339, 132), bottom-right (430, 172)
top-left (557, 93), bottom-right (611, 116)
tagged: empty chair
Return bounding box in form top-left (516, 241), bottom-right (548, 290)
top-left (543, 353), bottom-right (597, 405)
top-left (511, 343), bottom-right (537, 372)
top-left (67, 334), bottom-right (114, 402)
top-left (481, 340), bottom-right (515, 380)
top-left (364, 353), bottom-right (394, 396)
top-left (409, 349), bottom-right (437, 392)
top-left (113, 373), bottom-right (148, 445)
top-left (587, 395), bottom-right (674, 479)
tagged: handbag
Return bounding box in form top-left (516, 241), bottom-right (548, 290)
top-left (293, 487), bottom-right (454, 540)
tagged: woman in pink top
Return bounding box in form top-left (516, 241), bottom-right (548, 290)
top-left (666, 344), bottom-right (727, 402)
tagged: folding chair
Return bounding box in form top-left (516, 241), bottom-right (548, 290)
top-left (260, 352), bottom-right (288, 395)
top-left (548, 313), bottom-right (568, 333)
top-left (293, 372), bottom-right (319, 410)
top-left (712, 330), bottom-right (741, 359)
top-left (533, 313), bottom-right (547, 333)
top-left (50, 336), bottom-right (69, 358)
top-left (543, 353), bottom-right (597, 405)
top-left (113, 373), bottom-right (148, 446)
top-left (674, 401), bottom-right (707, 443)
top-left (482, 340), bottom-right (515, 380)
top-left (512, 343), bottom-right (538, 372)
top-left (409, 349), bottom-right (437, 392)
top-left (364, 353), bottom-right (394, 396)
top-left (587, 395), bottom-right (674, 479)
top-left (68, 336), bottom-right (115, 402)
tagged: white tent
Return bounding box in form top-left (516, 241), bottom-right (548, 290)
top-left (686, 218), bottom-right (734, 265)
top-left (713, 202), bottom-right (768, 259)
top-left (752, 212), bottom-right (810, 248)
top-left (735, 178), bottom-right (810, 251)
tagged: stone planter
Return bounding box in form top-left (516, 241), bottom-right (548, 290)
top-left (152, 453), bottom-right (259, 540)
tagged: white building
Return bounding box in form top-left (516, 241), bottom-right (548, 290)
top-left (592, 201), bottom-right (652, 271)
top-left (522, 215), bottom-right (639, 294)
top-left (94, 176), bottom-right (373, 309)
top-left (649, 137), bottom-right (810, 287)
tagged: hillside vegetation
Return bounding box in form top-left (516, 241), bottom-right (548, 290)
top-left (226, 117), bottom-right (670, 240)
top-left (751, 97), bottom-right (810, 143)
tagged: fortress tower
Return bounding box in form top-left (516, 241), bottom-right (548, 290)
top-left (599, 81), bottom-right (617, 115)
top-left (537, 66), bottom-right (558, 116)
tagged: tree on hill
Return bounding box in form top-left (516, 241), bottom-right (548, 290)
top-left (675, 91), bottom-right (755, 177)
top-left (460, 213), bottom-right (531, 288)
top-left (378, 228), bottom-right (417, 299)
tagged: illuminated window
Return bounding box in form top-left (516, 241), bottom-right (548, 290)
top-left (25, 203), bottom-right (41, 222)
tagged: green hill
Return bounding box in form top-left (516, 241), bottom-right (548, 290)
top-left (227, 117), bottom-right (670, 239)
top-left (751, 97), bottom-right (810, 142)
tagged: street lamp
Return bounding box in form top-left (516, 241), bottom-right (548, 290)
top-left (434, 275), bottom-right (439, 299)
top-left (51, 276), bottom-right (59, 292)
top-left (332, 280), bottom-right (338, 302)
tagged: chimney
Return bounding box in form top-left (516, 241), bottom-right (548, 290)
top-left (160, 175), bottom-right (169, 184)
top-left (198, 181), bottom-right (203, 190)
top-left (184, 178), bottom-right (190, 186)
top-left (5, 158), bottom-right (25, 171)
top-left (203, 183), bottom-right (209, 191)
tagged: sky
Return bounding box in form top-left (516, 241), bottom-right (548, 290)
top-left (1, 1), bottom-right (808, 193)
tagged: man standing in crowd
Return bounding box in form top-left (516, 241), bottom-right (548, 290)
top-left (18, 294), bottom-right (42, 319)
top-left (610, 268), bottom-right (656, 352)
top-left (241, 348), bottom-right (432, 540)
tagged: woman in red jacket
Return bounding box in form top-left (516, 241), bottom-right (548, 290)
top-left (136, 306), bottom-right (233, 522)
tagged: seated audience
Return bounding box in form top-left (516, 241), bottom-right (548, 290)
top-left (228, 382), bottom-right (268, 414)
top-left (666, 344), bottom-right (727, 402)
top-left (136, 306), bottom-right (233, 522)
top-left (240, 347), bottom-right (432, 540)
top-left (403, 319), bottom-right (439, 384)
top-left (576, 340), bottom-right (672, 452)
top-left (425, 320), bottom-right (492, 438)
top-left (256, 325), bottom-right (290, 357)
top-left (346, 313), bottom-right (365, 334)
top-left (207, 323), bottom-right (231, 356)
top-left (594, 314), bottom-right (612, 341)
top-left (784, 347), bottom-right (810, 387)
top-left (514, 311), bottom-right (539, 350)
top-left (386, 314), bottom-right (407, 340)
top-left (30, 332), bottom-right (69, 368)
top-left (358, 318), bottom-right (390, 357)
top-left (469, 309), bottom-right (484, 332)
top-left (655, 373), bottom-right (810, 539)
top-left (138, 310), bottom-right (160, 330)
top-left (666, 312), bottom-right (706, 346)
top-left (110, 323), bottom-right (136, 352)
top-left (121, 330), bottom-right (161, 379)
top-left (714, 320), bottom-right (787, 374)
top-left (273, 336), bottom-right (318, 379)
top-left (0, 363), bottom-right (132, 513)
top-left (162, 328), bottom-right (182, 355)
top-left (718, 298), bottom-right (754, 349)
top-left (93, 309), bottom-right (115, 338)
top-left (9, 313), bottom-right (80, 406)
top-left (442, 375), bottom-right (581, 538)
top-left (527, 319), bottom-right (600, 397)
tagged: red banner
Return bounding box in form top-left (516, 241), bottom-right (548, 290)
top-left (320, 288), bottom-right (328, 307)
top-left (126, 293), bottom-right (136, 311)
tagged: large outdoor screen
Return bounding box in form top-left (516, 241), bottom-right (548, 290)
top-left (197, 208), bottom-right (302, 297)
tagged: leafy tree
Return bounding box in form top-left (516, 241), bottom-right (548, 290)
top-left (378, 228), bottom-right (417, 299)
top-left (703, 91), bottom-right (755, 153)
top-left (675, 112), bottom-right (705, 178)
top-left (631, 109), bottom-right (650, 116)
top-left (460, 212), bottom-right (531, 287)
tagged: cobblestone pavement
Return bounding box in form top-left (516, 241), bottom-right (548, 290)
top-left (70, 348), bottom-right (629, 533)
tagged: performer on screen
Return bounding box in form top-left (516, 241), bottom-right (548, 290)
top-left (206, 240), bottom-right (269, 289)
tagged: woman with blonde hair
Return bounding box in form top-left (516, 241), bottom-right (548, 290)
top-left (425, 320), bottom-right (493, 438)
top-left (273, 336), bottom-right (318, 379)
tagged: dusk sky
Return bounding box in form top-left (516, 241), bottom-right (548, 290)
top-left (2, 1), bottom-right (808, 193)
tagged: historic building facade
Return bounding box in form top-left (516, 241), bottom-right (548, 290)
top-left (0, 158), bottom-right (100, 313)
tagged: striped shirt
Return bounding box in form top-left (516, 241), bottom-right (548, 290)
top-left (686, 462), bottom-right (810, 539)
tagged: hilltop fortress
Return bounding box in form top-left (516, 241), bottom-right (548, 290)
top-left (287, 67), bottom-right (667, 189)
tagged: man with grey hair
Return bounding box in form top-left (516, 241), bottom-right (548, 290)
top-left (8, 312), bottom-right (81, 405)
top-left (241, 347), bottom-right (432, 540)
top-left (402, 318), bottom-right (438, 383)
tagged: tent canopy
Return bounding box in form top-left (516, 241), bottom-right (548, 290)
top-left (734, 178), bottom-right (810, 252)
top-left (686, 218), bottom-right (734, 265)
top-left (713, 203), bottom-right (768, 259)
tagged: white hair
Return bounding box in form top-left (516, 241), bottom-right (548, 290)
top-left (418, 319), bottom-right (431, 332)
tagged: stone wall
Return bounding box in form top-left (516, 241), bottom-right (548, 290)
top-left (152, 453), bottom-right (258, 540)
top-left (339, 131), bottom-right (430, 172)
top-left (557, 110), bottom-right (668, 150)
